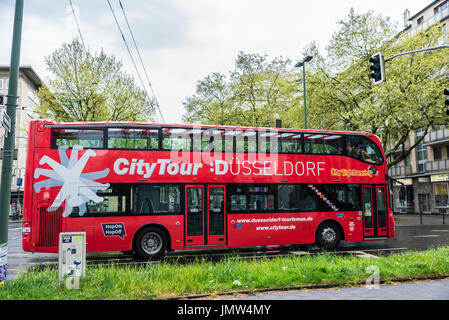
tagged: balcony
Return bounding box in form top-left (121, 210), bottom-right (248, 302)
top-left (423, 128), bottom-right (449, 146)
top-left (389, 165), bottom-right (413, 177)
top-left (425, 159), bottom-right (449, 173)
top-left (407, 5), bottom-right (449, 39)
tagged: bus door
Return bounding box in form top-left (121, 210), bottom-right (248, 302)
top-left (362, 185), bottom-right (388, 238)
top-left (375, 186), bottom-right (388, 237)
top-left (207, 185), bottom-right (226, 245)
top-left (185, 185), bottom-right (227, 246)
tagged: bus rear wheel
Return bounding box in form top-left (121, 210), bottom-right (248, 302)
top-left (316, 221), bottom-right (341, 250)
top-left (135, 227), bottom-right (168, 260)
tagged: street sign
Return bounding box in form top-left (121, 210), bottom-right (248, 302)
top-left (16, 178), bottom-right (22, 187)
top-left (0, 111), bottom-right (11, 135)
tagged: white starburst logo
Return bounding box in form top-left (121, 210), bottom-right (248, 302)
top-left (34, 145), bottom-right (110, 217)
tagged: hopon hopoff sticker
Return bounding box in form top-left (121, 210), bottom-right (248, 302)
top-left (33, 145), bottom-right (110, 217)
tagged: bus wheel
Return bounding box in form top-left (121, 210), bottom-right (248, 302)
top-left (135, 227), bottom-right (168, 260)
top-left (316, 221), bottom-right (341, 250)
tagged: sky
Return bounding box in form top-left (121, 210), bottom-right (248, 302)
top-left (0, 0), bottom-right (432, 123)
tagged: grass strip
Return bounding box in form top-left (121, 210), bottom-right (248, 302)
top-left (1, 246), bottom-right (449, 300)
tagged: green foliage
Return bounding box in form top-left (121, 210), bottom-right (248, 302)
top-left (308, 12), bottom-right (449, 166)
top-left (36, 40), bottom-right (156, 122)
top-left (1, 246), bottom-right (449, 299)
top-left (182, 8), bottom-right (449, 168)
top-left (182, 52), bottom-right (297, 127)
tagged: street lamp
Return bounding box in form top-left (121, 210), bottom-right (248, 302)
top-left (295, 55), bottom-right (313, 129)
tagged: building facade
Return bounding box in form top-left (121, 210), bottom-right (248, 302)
top-left (389, 0), bottom-right (449, 214)
top-left (0, 66), bottom-right (42, 218)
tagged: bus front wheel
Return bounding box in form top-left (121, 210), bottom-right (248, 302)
top-left (316, 221), bottom-right (341, 250)
top-left (135, 226), bottom-right (168, 260)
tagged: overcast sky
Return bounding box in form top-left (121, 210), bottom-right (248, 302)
top-left (0, 0), bottom-right (431, 123)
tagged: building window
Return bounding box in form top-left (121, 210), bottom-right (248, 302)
top-left (397, 185), bottom-right (414, 208)
top-left (0, 79), bottom-right (3, 89)
top-left (434, 146), bottom-right (442, 160)
top-left (417, 142), bottom-right (427, 172)
top-left (418, 194), bottom-right (431, 213)
top-left (405, 154), bottom-right (411, 167)
top-left (434, 1), bottom-right (448, 14)
top-left (434, 183), bottom-right (449, 207)
top-left (434, 183), bottom-right (448, 208)
top-left (417, 16), bottom-right (424, 25)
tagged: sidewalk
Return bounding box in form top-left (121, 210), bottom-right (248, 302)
top-left (227, 278), bottom-right (449, 300)
top-left (394, 213), bottom-right (449, 226)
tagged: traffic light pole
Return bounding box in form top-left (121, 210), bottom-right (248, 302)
top-left (0, 0), bottom-right (24, 286)
top-left (384, 44), bottom-right (449, 62)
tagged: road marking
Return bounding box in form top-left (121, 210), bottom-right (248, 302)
top-left (431, 230), bottom-right (449, 232)
top-left (412, 235), bottom-right (440, 238)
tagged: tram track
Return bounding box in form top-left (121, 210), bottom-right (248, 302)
top-left (22, 246), bottom-right (409, 272)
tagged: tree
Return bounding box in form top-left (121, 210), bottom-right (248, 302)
top-left (301, 10), bottom-right (449, 168)
top-left (182, 72), bottom-right (236, 125)
top-left (182, 9), bottom-right (449, 170)
top-left (36, 40), bottom-right (156, 122)
top-left (183, 52), bottom-right (297, 127)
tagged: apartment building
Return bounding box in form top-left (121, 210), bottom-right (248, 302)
top-left (0, 66), bottom-right (42, 217)
top-left (389, 0), bottom-right (449, 214)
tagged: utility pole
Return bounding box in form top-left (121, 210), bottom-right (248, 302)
top-left (0, 0), bottom-right (24, 286)
top-left (295, 55), bottom-right (313, 129)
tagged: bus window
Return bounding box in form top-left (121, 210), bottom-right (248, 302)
top-left (70, 184), bottom-right (128, 216)
top-left (52, 128), bottom-right (104, 149)
top-left (162, 128), bottom-right (192, 151)
top-left (320, 184), bottom-right (361, 211)
top-left (258, 130), bottom-right (278, 154)
top-left (191, 129), bottom-right (210, 152)
top-left (131, 184), bottom-right (181, 215)
top-left (204, 129), bottom-right (233, 153)
top-left (279, 133), bottom-right (302, 153)
top-left (236, 130), bottom-right (257, 153)
top-left (229, 184), bottom-right (274, 213)
top-left (108, 128), bottom-right (158, 150)
top-left (304, 134), bottom-right (343, 155)
top-left (277, 184), bottom-right (320, 212)
top-left (346, 136), bottom-right (383, 165)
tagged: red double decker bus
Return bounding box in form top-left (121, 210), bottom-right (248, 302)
top-left (22, 120), bottom-right (394, 259)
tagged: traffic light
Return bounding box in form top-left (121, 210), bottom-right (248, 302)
top-left (369, 52), bottom-right (386, 85)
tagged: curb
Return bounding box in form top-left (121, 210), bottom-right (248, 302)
top-left (166, 274), bottom-right (449, 300)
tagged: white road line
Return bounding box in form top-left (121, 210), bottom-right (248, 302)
top-left (412, 235), bottom-right (440, 238)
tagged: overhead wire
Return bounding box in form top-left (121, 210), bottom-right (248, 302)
top-left (118, 0), bottom-right (165, 123)
top-left (106, 0), bottom-right (165, 123)
top-left (68, 0), bottom-right (87, 50)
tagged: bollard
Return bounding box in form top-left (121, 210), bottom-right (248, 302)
top-left (440, 209), bottom-right (446, 225)
top-left (420, 211), bottom-right (423, 225)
